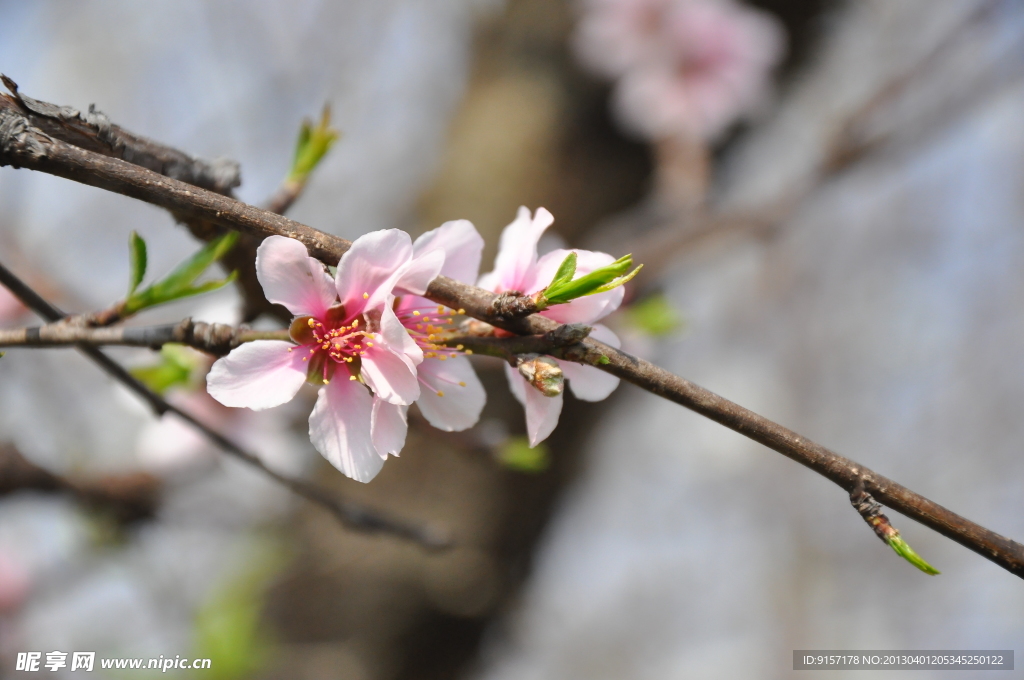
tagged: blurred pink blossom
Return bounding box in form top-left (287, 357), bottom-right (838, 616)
top-left (573, 0), bottom-right (785, 142)
top-left (0, 285), bottom-right (26, 325)
top-left (0, 551), bottom-right (32, 613)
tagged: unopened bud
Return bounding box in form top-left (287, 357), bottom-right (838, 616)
top-left (517, 354), bottom-right (563, 397)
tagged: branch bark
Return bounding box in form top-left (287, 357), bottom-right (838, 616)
top-left (0, 319), bottom-right (289, 356)
top-left (2, 90), bottom-right (1022, 578)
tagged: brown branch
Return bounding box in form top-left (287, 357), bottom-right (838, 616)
top-left (0, 319), bottom-right (289, 356)
top-left (2, 92), bottom-right (1023, 578)
top-left (0, 75), bottom-right (240, 194)
top-left (0, 262), bottom-right (449, 549)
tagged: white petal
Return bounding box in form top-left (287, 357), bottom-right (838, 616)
top-left (206, 341), bottom-right (307, 410)
top-left (479, 206), bottom-right (554, 293)
top-left (309, 379), bottom-right (384, 483)
top-left (394, 247), bottom-right (444, 297)
top-left (505, 364), bottom-right (562, 447)
top-left (256, 235), bottom-right (336, 317)
top-left (562, 363), bottom-right (620, 402)
top-left (371, 398), bottom-right (409, 458)
top-left (416, 355), bottom-right (486, 431)
top-left (335, 229), bottom-right (413, 316)
top-left (414, 219), bottom-right (484, 284)
top-left (379, 302), bottom-right (423, 363)
top-left (361, 344), bottom-right (420, 405)
top-left (562, 325), bottom-right (620, 400)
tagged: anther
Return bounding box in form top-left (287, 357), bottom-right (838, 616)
top-left (436, 391), bottom-right (444, 397)
top-left (459, 381), bottom-right (467, 387)
top-left (363, 292), bottom-right (369, 299)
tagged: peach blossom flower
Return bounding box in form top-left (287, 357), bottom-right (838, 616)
top-left (207, 232), bottom-right (443, 482)
top-left (479, 207), bottom-right (624, 446)
top-left (574, 0), bottom-right (784, 142)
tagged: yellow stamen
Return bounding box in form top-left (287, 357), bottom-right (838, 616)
top-left (459, 381), bottom-right (466, 387)
top-left (457, 308), bottom-right (465, 315)
top-left (413, 311), bottom-right (420, 316)
top-left (349, 375), bottom-right (357, 381)
top-left (465, 349), bottom-right (473, 355)
top-left (437, 306), bottom-right (445, 314)
top-left (456, 344), bottom-right (464, 350)
top-left (436, 391), bottom-right (444, 397)
top-left (363, 292), bottom-right (369, 299)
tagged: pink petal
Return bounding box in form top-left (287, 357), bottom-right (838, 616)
top-left (478, 206), bottom-right (554, 293)
top-left (206, 341), bottom-right (307, 410)
top-left (394, 247), bottom-right (444, 297)
top-left (335, 229), bottom-right (413, 316)
top-left (256, 235), bottom-right (337, 318)
top-left (415, 355), bottom-right (486, 431)
top-left (371, 398), bottom-right (409, 458)
top-left (309, 379), bottom-right (383, 482)
top-left (505, 363), bottom-right (563, 447)
top-left (379, 303), bottom-right (423, 363)
top-left (414, 219), bottom-right (484, 284)
top-left (529, 248), bottom-right (626, 324)
top-left (361, 344), bottom-right (420, 405)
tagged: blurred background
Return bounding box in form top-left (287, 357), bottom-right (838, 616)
top-left (2, 0), bottom-right (1024, 678)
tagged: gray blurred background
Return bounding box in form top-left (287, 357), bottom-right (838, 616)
top-left (1, 1), bottom-right (1023, 679)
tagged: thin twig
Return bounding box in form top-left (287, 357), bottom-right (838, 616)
top-left (2, 91), bottom-right (1023, 577)
top-left (0, 442), bottom-right (160, 524)
top-left (0, 262), bottom-right (448, 549)
top-left (0, 319), bottom-right (289, 356)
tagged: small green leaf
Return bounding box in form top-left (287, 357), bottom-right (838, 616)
top-left (496, 436), bottom-right (550, 473)
top-left (289, 104), bottom-right (340, 184)
top-left (625, 294), bottom-right (684, 337)
top-left (597, 355), bottom-right (610, 365)
top-left (550, 252), bottom-right (577, 289)
top-left (130, 344), bottom-right (203, 394)
top-left (589, 264), bottom-right (643, 295)
top-left (542, 253), bottom-right (642, 306)
top-left (127, 231), bottom-right (148, 296)
top-left (192, 540), bottom-right (286, 680)
top-left (887, 535), bottom-right (940, 575)
top-left (124, 232), bottom-right (238, 314)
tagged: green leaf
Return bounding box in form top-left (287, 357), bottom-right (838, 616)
top-left (130, 344), bottom-right (203, 394)
top-left (192, 540), bottom-right (286, 680)
top-left (887, 535), bottom-right (940, 575)
top-left (625, 294), bottom-right (684, 337)
top-left (496, 436), bottom-right (550, 473)
top-left (288, 104), bottom-right (340, 184)
top-left (542, 253), bottom-right (642, 306)
top-left (123, 232), bottom-right (238, 314)
top-left (127, 231), bottom-right (148, 296)
top-left (550, 252), bottom-right (577, 289)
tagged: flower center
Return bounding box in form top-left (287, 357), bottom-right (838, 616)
top-left (291, 312), bottom-right (376, 385)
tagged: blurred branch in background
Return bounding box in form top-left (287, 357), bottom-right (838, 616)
top-left (2, 84), bottom-right (1022, 578)
top-left (0, 442), bottom-right (160, 525)
top-left (0, 261), bottom-right (449, 551)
